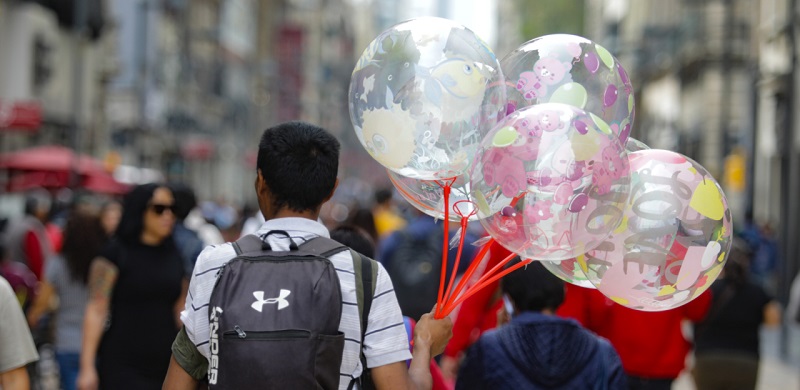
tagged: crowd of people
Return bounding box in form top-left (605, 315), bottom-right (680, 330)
top-left (0, 120), bottom-right (788, 390)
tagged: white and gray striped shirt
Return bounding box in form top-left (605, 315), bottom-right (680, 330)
top-left (180, 217), bottom-right (411, 389)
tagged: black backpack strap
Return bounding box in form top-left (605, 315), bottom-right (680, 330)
top-left (299, 236), bottom-right (349, 257)
top-left (234, 233), bottom-right (346, 256)
top-left (350, 249), bottom-right (378, 390)
top-left (232, 234), bottom-right (265, 256)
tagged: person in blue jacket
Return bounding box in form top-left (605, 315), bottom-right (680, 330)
top-left (456, 258), bottom-right (627, 390)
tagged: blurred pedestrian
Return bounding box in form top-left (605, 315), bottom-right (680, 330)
top-left (558, 284), bottom-right (711, 390)
top-left (692, 237), bottom-right (781, 390)
top-left (78, 184), bottom-right (186, 390)
top-left (372, 188), bottom-right (407, 238)
top-left (0, 274), bottom-right (39, 390)
top-left (180, 195), bottom-right (224, 247)
top-left (26, 211), bottom-right (107, 390)
top-left (330, 225), bottom-right (377, 258)
top-left (238, 205), bottom-right (265, 238)
top-left (346, 207), bottom-right (379, 243)
top-left (170, 183), bottom-right (208, 276)
top-left (98, 200), bottom-right (122, 238)
top-left (5, 189), bottom-right (54, 280)
top-left (456, 259), bottom-right (626, 389)
top-left (378, 212), bottom-right (478, 320)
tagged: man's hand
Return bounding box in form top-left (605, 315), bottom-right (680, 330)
top-left (413, 309), bottom-right (453, 357)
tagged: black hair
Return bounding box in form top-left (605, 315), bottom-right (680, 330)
top-left (501, 258), bottom-right (565, 313)
top-left (170, 183), bottom-right (197, 221)
top-left (374, 188), bottom-right (393, 205)
top-left (62, 211), bottom-right (107, 284)
top-left (24, 190), bottom-right (51, 217)
top-left (116, 183), bottom-right (163, 245)
top-left (346, 208), bottom-right (378, 242)
top-left (257, 121), bottom-right (340, 212)
top-left (330, 225), bottom-right (376, 258)
top-left (724, 237), bottom-right (754, 289)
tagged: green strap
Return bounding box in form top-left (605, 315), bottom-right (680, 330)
top-left (350, 249), bottom-right (378, 390)
top-left (351, 249), bottom-right (378, 335)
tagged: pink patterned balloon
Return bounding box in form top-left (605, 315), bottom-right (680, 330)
top-left (502, 34), bottom-right (634, 144)
top-left (585, 149), bottom-right (733, 311)
top-left (470, 103), bottom-right (630, 261)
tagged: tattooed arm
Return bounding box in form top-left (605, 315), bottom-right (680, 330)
top-left (77, 258), bottom-right (118, 390)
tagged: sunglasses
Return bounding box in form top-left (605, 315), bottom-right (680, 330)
top-left (148, 203), bottom-right (176, 216)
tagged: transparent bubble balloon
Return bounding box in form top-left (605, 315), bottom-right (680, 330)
top-left (587, 149), bottom-right (733, 311)
top-left (349, 17), bottom-right (507, 180)
top-left (541, 136), bottom-right (651, 282)
top-left (501, 34), bottom-right (634, 144)
top-left (387, 170), bottom-right (482, 222)
top-left (626, 137), bottom-right (649, 152)
top-left (470, 103), bottom-right (630, 261)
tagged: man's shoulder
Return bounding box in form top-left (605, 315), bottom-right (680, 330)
top-left (193, 242), bottom-right (237, 274)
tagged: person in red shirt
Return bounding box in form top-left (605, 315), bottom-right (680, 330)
top-left (5, 191), bottom-right (54, 281)
top-left (559, 284), bottom-right (712, 390)
top-left (440, 239), bottom-right (711, 390)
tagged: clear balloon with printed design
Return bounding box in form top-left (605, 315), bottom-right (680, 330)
top-left (586, 149), bottom-right (733, 311)
top-left (349, 17), bottom-right (507, 180)
top-left (501, 34), bottom-right (635, 144)
top-left (470, 103), bottom-right (630, 261)
top-left (388, 170), bottom-right (483, 222)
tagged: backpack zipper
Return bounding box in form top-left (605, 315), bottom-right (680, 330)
top-left (222, 328), bottom-right (311, 340)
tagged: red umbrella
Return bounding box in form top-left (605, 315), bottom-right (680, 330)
top-left (0, 145), bottom-right (102, 173)
top-left (0, 145), bottom-right (130, 195)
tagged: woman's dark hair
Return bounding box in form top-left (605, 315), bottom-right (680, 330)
top-left (62, 211), bottom-right (107, 284)
top-left (501, 259), bottom-right (565, 313)
top-left (346, 208), bottom-right (378, 242)
top-left (330, 225), bottom-right (376, 258)
top-left (116, 183), bottom-right (163, 245)
top-left (724, 236), bottom-right (754, 289)
top-left (170, 183), bottom-right (197, 221)
top-left (257, 121), bottom-right (340, 212)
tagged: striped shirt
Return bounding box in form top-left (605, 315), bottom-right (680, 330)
top-left (181, 217), bottom-right (411, 389)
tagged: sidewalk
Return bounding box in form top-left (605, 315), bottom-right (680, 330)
top-left (674, 326), bottom-right (799, 389)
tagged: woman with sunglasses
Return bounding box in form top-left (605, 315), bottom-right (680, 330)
top-left (77, 184), bottom-right (186, 390)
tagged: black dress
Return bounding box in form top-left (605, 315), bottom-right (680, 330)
top-left (96, 238), bottom-right (184, 389)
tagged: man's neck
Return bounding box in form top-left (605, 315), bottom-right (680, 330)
top-left (270, 208), bottom-right (319, 221)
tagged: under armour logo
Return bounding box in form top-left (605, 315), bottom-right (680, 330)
top-left (251, 289), bottom-right (291, 312)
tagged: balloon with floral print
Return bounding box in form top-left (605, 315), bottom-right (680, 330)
top-left (349, 17), bottom-right (507, 180)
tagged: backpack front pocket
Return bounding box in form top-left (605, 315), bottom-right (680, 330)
top-left (218, 328), bottom-right (344, 390)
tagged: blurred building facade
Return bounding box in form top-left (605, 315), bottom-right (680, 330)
top-left (585, 0), bottom-right (800, 302)
top-left (0, 0), bottom-right (113, 156)
top-left (0, 0), bottom-right (514, 210)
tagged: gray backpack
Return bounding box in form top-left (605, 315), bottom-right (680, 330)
top-left (208, 231), bottom-right (376, 390)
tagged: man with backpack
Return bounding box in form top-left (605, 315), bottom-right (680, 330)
top-left (163, 121), bottom-right (453, 390)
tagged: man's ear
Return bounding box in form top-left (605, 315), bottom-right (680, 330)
top-left (256, 169), bottom-right (269, 197)
top-left (323, 179), bottom-right (339, 203)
